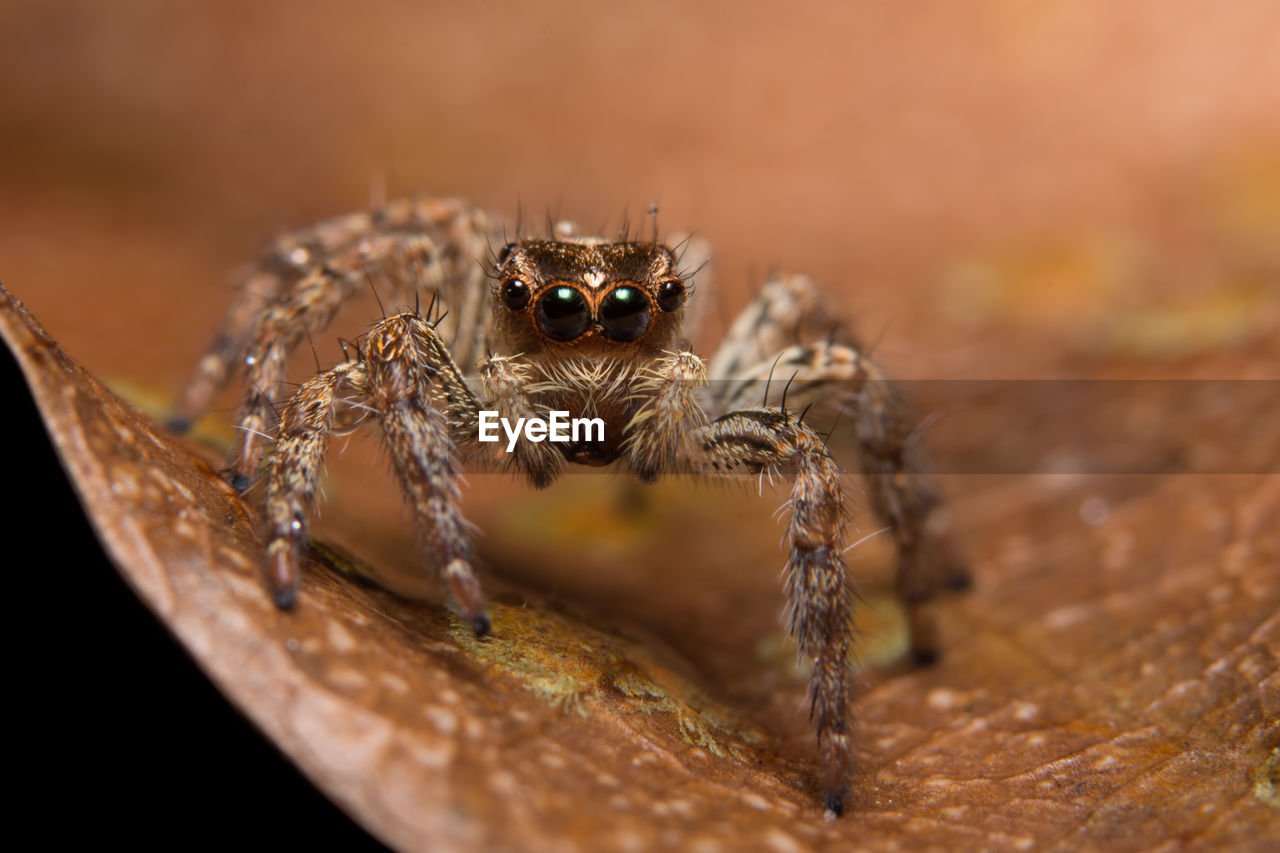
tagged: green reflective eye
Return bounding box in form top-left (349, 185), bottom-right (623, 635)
top-left (535, 286), bottom-right (590, 341)
top-left (599, 286), bottom-right (652, 342)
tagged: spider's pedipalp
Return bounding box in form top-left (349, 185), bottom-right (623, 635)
top-left (624, 350), bottom-right (708, 482)
top-left (478, 355), bottom-right (563, 487)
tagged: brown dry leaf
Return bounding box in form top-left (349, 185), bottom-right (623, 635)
top-left (3, 281), bottom-right (1277, 851)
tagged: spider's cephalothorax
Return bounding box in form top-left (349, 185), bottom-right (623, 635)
top-left (492, 239), bottom-right (686, 353)
top-left (172, 197), bottom-right (967, 817)
top-left (489, 238), bottom-right (689, 467)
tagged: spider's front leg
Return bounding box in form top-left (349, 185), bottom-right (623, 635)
top-left (264, 313), bottom-right (492, 634)
top-left (697, 410), bottom-right (856, 816)
top-left (623, 352), bottom-right (853, 812)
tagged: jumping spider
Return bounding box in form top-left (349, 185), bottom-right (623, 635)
top-left (172, 196), bottom-right (966, 816)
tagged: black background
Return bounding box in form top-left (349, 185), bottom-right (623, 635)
top-left (3, 342), bottom-right (388, 851)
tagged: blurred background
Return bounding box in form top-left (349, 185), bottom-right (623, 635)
top-left (3, 1), bottom-right (1278, 847)
top-left (4, 0), bottom-right (1278, 387)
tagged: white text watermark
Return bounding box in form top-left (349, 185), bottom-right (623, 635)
top-left (477, 410), bottom-right (605, 452)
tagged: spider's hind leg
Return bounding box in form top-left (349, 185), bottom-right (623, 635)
top-left (707, 273), bottom-right (968, 664)
top-left (172, 198), bottom-right (496, 491)
top-left (852, 369), bottom-right (970, 664)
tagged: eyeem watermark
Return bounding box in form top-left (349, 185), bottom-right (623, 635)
top-left (477, 410), bottom-right (605, 452)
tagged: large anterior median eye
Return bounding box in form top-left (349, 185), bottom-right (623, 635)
top-left (535, 286), bottom-right (591, 341)
top-left (599, 285), bottom-right (652, 342)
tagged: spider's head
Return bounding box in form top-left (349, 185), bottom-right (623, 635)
top-left (489, 237), bottom-right (688, 359)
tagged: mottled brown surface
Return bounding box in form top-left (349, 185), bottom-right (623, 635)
top-left (3, 1), bottom-right (1280, 850)
top-left (3, 281), bottom-right (1277, 850)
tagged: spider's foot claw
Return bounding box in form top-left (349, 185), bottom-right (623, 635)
top-left (945, 566), bottom-right (973, 592)
top-left (267, 546), bottom-right (298, 609)
top-left (906, 603), bottom-right (940, 666)
top-left (823, 789), bottom-right (845, 818)
top-left (471, 611), bottom-right (492, 637)
top-left (912, 645), bottom-right (940, 666)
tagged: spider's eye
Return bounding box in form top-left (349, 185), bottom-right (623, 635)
top-left (500, 279), bottom-right (530, 311)
top-left (535, 286), bottom-right (590, 341)
top-left (599, 285), bottom-right (652, 342)
top-left (656, 279), bottom-right (686, 312)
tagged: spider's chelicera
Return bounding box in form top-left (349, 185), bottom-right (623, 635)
top-left (172, 197), bottom-right (967, 816)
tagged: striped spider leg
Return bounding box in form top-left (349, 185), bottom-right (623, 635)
top-left (172, 197), bottom-right (495, 490)
top-left (706, 273), bottom-right (970, 665)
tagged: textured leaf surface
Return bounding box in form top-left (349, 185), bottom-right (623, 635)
top-left (3, 280), bottom-right (1277, 851)
top-left (4, 2), bottom-right (1280, 849)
